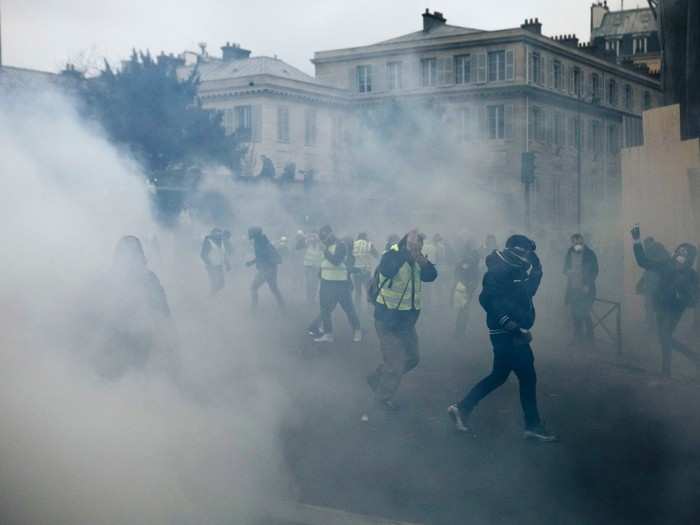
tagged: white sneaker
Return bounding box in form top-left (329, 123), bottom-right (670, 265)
top-left (447, 404), bottom-right (471, 433)
top-left (313, 333), bottom-right (335, 343)
top-left (352, 329), bottom-right (363, 343)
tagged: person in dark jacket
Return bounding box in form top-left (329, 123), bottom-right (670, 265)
top-left (246, 226), bottom-right (285, 309)
top-left (631, 224), bottom-right (700, 377)
top-left (448, 234), bottom-right (556, 442)
top-left (367, 230), bottom-right (437, 410)
top-left (452, 241), bottom-right (481, 340)
top-left (635, 237), bottom-right (671, 331)
top-left (564, 233), bottom-right (599, 345)
top-left (200, 228), bottom-right (233, 295)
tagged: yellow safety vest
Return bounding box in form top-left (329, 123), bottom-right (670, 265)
top-left (304, 244), bottom-right (324, 268)
top-left (376, 251), bottom-right (422, 311)
top-left (353, 239), bottom-right (374, 271)
top-left (320, 243), bottom-right (348, 281)
top-left (453, 282), bottom-right (471, 310)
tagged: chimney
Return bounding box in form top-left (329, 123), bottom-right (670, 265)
top-left (521, 18), bottom-right (542, 35)
top-left (422, 9), bottom-right (447, 32)
top-left (590, 1), bottom-right (610, 33)
top-left (221, 42), bottom-right (252, 61)
top-left (552, 34), bottom-right (580, 48)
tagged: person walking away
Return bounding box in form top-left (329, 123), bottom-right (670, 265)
top-left (631, 224), bottom-right (700, 378)
top-left (302, 232), bottom-right (323, 305)
top-left (448, 235), bottom-right (557, 442)
top-left (200, 228), bottom-right (233, 295)
top-left (564, 233), bottom-right (599, 346)
top-left (453, 241), bottom-right (481, 340)
top-left (353, 232), bottom-right (379, 308)
top-left (367, 231), bottom-right (437, 411)
top-left (313, 225), bottom-right (362, 343)
top-left (246, 227), bottom-right (285, 309)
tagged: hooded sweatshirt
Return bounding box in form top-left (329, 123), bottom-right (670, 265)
top-left (479, 248), bottom-right (542, 333)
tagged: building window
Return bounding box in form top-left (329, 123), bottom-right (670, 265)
top-left (624, 84), bottom-right (634, 111)
top-left (386, 61), bottom-right (402, 90)
top-left (553, 60), bottom-right (563, 90)
top-left (277, 107), bottom-right (290, 143)
top-left (488, 51), bottom-right (506, 82)
top-left (461, 107), bottom-right (474, 141)
top-left (571, 67), bottom-right (582, 97)
top-left (644, 91), bottom-right (652, 110)
top-left (605, 39), bottom-right (621, 56)
top-left (304, 109), bottom-right (317, 146)
top-left (607, 79), bottom-right (618, 106)
top-left (487, 105), bottom-right (505, 139)
top-left (608, 123), bottom-right (620, 154)
top-left (235, 105), bottom-right (252, 140)
top-left (531, 52), bottom-right (543, 85)
top-left (455, 55), bottom-right (471, 84)
top-left (589, 120), bottom-right (602, 153)
top-left (568, 116), bottom-right (582, 149)
top-left (223, 109), bottom-right (236, 134)
top-left (420, 58), bottom-right (437, 87)
top-left (531, 106), bottom-right (546, 142)
top-left (592, 73), bottom-right (602, 102)
top-left (554, 111), bottom-right (565, 146)
top-left (633, 36), bottom-right (648, 55)
top-left (357, 65), bottom-right (372, 93)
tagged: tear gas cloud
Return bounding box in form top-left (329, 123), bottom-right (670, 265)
top-left (0, 88), bottom-right (293, 525)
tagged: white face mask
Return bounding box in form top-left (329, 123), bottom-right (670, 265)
top-left (676, 256), bottom-right (687, 266)
top-left (573, 244), bottom-right (584, 252)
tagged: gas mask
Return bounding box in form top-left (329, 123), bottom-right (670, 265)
top-left (573, 244), bottom-right (584, 253)
top-left (676, 255), bottom-right (687, 266)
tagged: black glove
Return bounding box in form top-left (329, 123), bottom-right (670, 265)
top-left (527, 250), bottom-right (542, 271)
top-left (631, 224), bottom-right (641, 241)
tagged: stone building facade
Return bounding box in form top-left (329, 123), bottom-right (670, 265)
top-left (312, 9), bottom-right (662, 236)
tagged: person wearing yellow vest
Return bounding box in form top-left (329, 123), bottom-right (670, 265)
top-left (352, 232), bottom-right (379, 308)
top-left (302, 232), bottom-right (324, 305)
top-left (313, 225), bottom-right (362, 343)
top-left (367, 230), bottom-right (437, 411)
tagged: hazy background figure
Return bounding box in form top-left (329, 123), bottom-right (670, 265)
top-left (313, 226), bottom-right (362, 344)
top-left (299, 231), bottom-right (323, 306)
top-left (564, 233), bottom-right (599, 347)
top-left (200, 227), bottom-right (233, 295)
top-left (452, 240), bottom-right (481, 341)
top-left (352, 232), bottom-right (379, 309)
top-left (635, 237), bottom-right (671, 331)
top-left (631, 225), bottom-right (700, 378)
top-left (368, 230), bottom-right (437, 411)
top-left (247, 226), bottom-right (285, 310)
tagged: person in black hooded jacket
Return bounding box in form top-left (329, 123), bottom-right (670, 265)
top-left (448, 234), bottom-right (556, 442)
top-left (631, 224), bottom-right (700, 377)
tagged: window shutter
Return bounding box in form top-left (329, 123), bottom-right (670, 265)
top-left (479, 105), bottom-right (488, 138)
top-left (546, 111), bottom-right (554, 144)
top-left (504, 104), bottom-right (514, 139)
top-left (506, 50), bottom-right (515, 81)
top-left (348, 67), bottom-right (357, 91)
top-left (369, 64), bottom-right (378, 92)
top-left (477, 53), bottom-right (487, 83)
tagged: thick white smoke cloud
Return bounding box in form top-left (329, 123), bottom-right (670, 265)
top-left (0, 89), bottom-right (292, 525)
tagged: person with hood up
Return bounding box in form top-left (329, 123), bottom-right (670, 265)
top-left (312, 225), bottom-right (362, 343)
top-left (246, 227), bottom-right (285, 309)
top-left (200, 228), bottom-right (233, 295)
top-left (100, 236), bottom-right (172, 378)
top-left (564, 233), bottom-right (599, 345)
top-left (367, 230), bottom-right (438, 411)
top-left (631, 225), bottom-right (700, 378)
top-left (448, 234), bottom-right (556, 442)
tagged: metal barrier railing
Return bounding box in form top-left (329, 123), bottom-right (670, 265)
top-left (592, 298), bottom-right (622, 355)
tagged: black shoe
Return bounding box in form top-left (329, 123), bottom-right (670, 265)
top-left (523, 424), bottom-right (558, 442)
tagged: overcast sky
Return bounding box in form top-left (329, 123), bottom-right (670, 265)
top-left (2, 0), bottom-right (637, 75)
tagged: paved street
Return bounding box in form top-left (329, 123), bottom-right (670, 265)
top-left (274, 307), bottom-right (700, 525)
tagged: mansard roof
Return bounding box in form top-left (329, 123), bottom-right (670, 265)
top-left (591, 8), bottom-right (657, 39)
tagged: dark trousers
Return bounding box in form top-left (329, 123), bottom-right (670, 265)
top-left (656, 310), bottom-right (700, 376)
top-left (569, 292), bottom-right (594, 341)
top-left (320, 280), bottom-right (360, 334)
top-left (455, 304), bottom-right (472, 338)
top-left (251, 266), bottom-right (285, 308)
top-left (371, 318), bottom-right (420, 401)
top-left (206, 265), bottom-right (225, 294)
top-left (458, 334), bottom-right (541, 429)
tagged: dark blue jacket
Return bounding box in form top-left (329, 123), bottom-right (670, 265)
top-left (479, 249), bottom-right (542, 332)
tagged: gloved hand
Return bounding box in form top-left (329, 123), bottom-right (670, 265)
top-left (514, 329), bottom-right (533, 346)
top-left (631, 224), bottom-right (641, 241)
